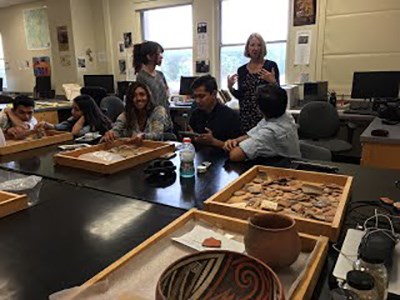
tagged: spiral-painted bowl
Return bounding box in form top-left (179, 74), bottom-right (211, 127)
top-left (156, 250), bottom-right (284, 300)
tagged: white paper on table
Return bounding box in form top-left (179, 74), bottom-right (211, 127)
top-left (294, 30), bottom-right (311, 65)
top-left (172, 224), bottom-right (245, 253)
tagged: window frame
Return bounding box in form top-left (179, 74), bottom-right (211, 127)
top-left (139, 4), bottom-right (194, 93)
top-left (0, 33), bottom-right (7, 89)
top-left (218, 0), bottom-right (289, 87)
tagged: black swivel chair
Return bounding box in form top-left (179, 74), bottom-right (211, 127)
top-left (100, 96), bottom-right (125, 122)
top-left (80, 87), bottom-right (107, 106)
top-left (117, 81), bottom-right (134, 101)
top-left (298, 102), bottom-right (353, 154)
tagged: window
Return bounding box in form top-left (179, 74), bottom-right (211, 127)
top-left (142, 5), bottom-right (193, 94)
top-left (0, 34), bottom-right (7, 89)
top-left (220, 0), bottom-right (289, 88)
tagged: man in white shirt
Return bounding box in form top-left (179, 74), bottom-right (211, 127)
top-left (224, 84), bottom-right (301, 161)
top-left (0, 95), bottom-right (37, 139)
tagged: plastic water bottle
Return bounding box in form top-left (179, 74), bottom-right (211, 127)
top-left (180, 137), bottom-right (195, 178)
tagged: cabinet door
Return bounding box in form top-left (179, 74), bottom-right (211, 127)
top-left (34, 111), bottom-right (59, 124)
top-left (361, 142), bottom-right (400, 170)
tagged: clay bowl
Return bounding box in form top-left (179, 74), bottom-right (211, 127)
top-left (156, 250), bottom-right (284, 300)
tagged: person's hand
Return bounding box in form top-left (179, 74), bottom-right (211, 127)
top-left (259, 67), bottom-right (277, 84)
top-left (227, 74), bottom-right (238, 90)
top-left (223, 138), bottom-right (238, 151)
top-left (195, 128), bottom-right (215, 146)
top-left (129, 133), bottom-right (144, 145)
top-left (6, 127), bottom-right (30, 140)
top-left (34, 121), bottom-right (53, 130)
top-left (101, 130), bottom-right (117, 144)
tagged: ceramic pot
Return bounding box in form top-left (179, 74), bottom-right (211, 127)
top-left (156, 250), bottom-right (284, 300)
top-left (244, 213), bottom-right (301, 268)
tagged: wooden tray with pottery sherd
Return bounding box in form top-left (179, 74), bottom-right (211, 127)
top-left (0, 190), bottom-right (28, 218)
top-left (0, 130), bottom-right (73, 155)
top-left (63, 209), bottom-right (328, 300)
top-left (54, 139), bottom-right (175, 174)
top-left (204, 165), bottom-right (352, 241)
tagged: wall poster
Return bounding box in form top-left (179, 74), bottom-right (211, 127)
top-left (32, 56), bottom-right (51, 77)
top-left (57, 26), bottom-right (69, 52)
top-left (23, 7), bottom-right (51, 50)
top-left (293, 0), bottom-right (316, 26)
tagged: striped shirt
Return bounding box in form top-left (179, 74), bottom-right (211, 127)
top-left (111, 106), bottom-right (172, 140)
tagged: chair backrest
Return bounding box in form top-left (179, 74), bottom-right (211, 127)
top-left (80, 87), bottom-right (107, 106)
top-left (299, 140), bottom-right (332, 161)
top-left (298, 102), bottom-right (340, 139)
top-left (117, 81), bottom-right (134, 101)
top-left (100, 96), bottom-right (125, 122)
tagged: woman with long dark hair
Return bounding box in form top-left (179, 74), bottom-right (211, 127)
top-left (134, 41), bottom-right (170, 110)
top-left (36, 95), bottom-right (112, 136)
top-left (102, 82), bottom-right (172, 144)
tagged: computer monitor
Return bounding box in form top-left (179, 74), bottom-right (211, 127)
top-left (84, 74), bottom-right (115, 94)
top-left (36, 76), bottom-right (51, 93)
top-left (303, 81), bottom-right (328, 101)
top-left (179, 76), bottom-right (199, 95)
top-left (351, 71), bottom-right (400, 99)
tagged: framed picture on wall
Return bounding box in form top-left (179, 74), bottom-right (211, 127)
top-left (293, 0), bottom-right (316, 26)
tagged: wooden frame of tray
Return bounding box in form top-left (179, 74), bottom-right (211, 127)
top-left (71, 209), bottom-right (328, 300)
top-left (0, 130), bottom-right (73, 155)
top-left (0, 190), bottom-right (28, 218)
top-left (204, 165), bottom-right (353, 242)
top-left (54, 139), bottom-right (175, 174)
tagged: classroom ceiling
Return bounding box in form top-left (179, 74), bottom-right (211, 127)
top-left (0, 0), bottom-right (36, 8)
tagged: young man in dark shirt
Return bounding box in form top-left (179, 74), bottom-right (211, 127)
top-left (189, 75), bottom-right (242, 148)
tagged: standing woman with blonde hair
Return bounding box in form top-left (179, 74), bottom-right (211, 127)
top-left (227, 33), bottom-right (280, 132)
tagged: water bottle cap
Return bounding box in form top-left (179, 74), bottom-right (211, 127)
top-left (183, 137), bottom-right (192, 143)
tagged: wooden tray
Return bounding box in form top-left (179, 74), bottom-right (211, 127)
top-left (204, 165), bottom-right (353, 241)
top-left (0, 130), bottom-right (73, 155)
top-left (67, 210), bottom-right (328, 300)
top-left (0, 190), bottom-right (28, 218)
top-left (54, 140), bottom-right (175, 174)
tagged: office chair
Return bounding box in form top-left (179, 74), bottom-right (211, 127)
top-left (298, 102), bottom-right (352, 153)
top-left (299, 140), bottom-right (332, 161)
top-left (117, 81), bottom-right (134, 101)
top-left (0, 94), bottom-right (13, 104)
top-left (100, 96), bottom-right (124, 122)
top-left (80, 87), bottom-right (107, 106)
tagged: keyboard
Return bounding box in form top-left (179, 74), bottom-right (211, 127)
top-left (343, 109), bottom-right (378, 116)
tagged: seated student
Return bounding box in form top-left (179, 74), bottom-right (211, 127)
top-left (189, 75), bottom-right (242, 148)
top-left (102, 82), bottom-right (172, 145)
top-left (36, 95), bottom-right (112, 136)
top-left (0, 95), bottom-right (37, 140)
top-left (224, 84), bottom-right (301, 161)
